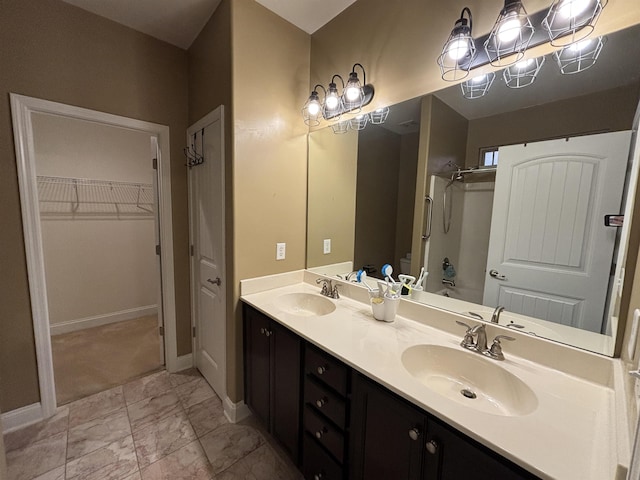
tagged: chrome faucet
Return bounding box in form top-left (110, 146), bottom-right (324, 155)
top-left (491, 306), bottom-right (505, 324)
top-left (345, 271), bottom-right (359, 282)
top-left (316, 278), bottom-right (340, 299)
top-left (456, 321), bottom-right (515, 360)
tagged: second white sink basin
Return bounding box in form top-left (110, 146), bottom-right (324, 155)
top-left (401, 344), bottom-right (537, 417)
top-left (274, 293), bottom-right (336, 317)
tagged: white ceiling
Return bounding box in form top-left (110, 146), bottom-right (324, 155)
top-left (61, 0), bottom-right (356, 49)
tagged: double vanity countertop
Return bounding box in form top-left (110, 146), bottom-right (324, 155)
top-left (240, 270), bottom-right (629, 480)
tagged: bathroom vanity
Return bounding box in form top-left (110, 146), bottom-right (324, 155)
top-left (241, 271), bottom-right (627, 480)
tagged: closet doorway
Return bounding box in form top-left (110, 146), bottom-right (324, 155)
top-left (12, 95), bottom-right (177, 419)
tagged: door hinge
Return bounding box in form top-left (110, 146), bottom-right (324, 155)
top-left (152, 158), bottom-right (158, 170)
top-left (192, 326), bottom-right (196, 338)
top-left (190, 245), bottom-right (194, 257)
top-left (156, 244), bottom-right (161, 255)
top-left (159, 325), bottom-right (164, 336)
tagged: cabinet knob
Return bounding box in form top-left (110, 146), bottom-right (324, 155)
top-left (260, 327), bottom-right (266, 335)
top-left (316, 365), bottom-right (327, 375)
top-left (408, 428), bottom-right (420, 441)
top-left (314, 474), bottom-right (324, 480)
top-left (265, 329), bottom-right (272, 337)
top-left (315, 397), bottom-right (328, 408)
top-left (315, 427), bottom-right (328, 439)
top-left (426, 440), bottom-right (439, 455)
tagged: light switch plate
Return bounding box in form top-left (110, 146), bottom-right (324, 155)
top-left (276, 242), bottom-right (286, 260)
top-left (628, 308), bottom-right (640, 360)
top-left (323, 239), bottom-right (331, 254)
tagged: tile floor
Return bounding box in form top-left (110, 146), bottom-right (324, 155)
top-left (3, 369), bottom-right (303, 480)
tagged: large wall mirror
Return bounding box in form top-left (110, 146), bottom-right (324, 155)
top-left (307, 23), bottom-right (640, 357)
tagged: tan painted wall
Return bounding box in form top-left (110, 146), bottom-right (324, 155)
top-left (310, 0), bottom-right (640, 126)
top-left (230, 0), bottom-right (310, 402)
top-left (0, 409), bottom-right (6, 479)
top-left (465, 83), bottom-right (640, 167)
top-left (307, 128), bottom-right (358, 268)
top-left (0, 0), bottom-right (189, 412)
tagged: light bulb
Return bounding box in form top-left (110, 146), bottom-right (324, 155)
top-left (307, 101), bottom-right (320, 116)
top-left (515, 58), bottom-right (534, 69)
top-left (498, 13), bottom-right (522, 42)
top-left (346, 86), bottom-right (361, 101)
top-left (558, 0), bottom-right (591, 19)
top-left (447, 36), bottom-right (470, 60)
top-left (472, 74), bottom-right (487, 83)
top-left (325, 94), bottom-right (339, 110)
top-left (568, 38), bottom-right (593, 51)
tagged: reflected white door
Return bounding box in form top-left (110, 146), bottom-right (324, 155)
top-left (188, 106), bottom-right (226, 399)
top-left (483, 131), bottom-right (631, 332)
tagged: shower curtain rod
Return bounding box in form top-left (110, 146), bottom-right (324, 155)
top-left (436, 167), bottom-right (496, 177)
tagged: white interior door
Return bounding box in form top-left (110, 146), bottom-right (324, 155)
top-left (483, 131), bottom-right (632, 332)
top-left (188, 106), bottom-right (226, 399)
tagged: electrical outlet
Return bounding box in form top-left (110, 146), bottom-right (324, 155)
top-left (323, 239), bottom-right (331, 254)
top-left (276, 242), bottom-right (286, 260)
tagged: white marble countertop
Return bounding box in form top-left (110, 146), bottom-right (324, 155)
top-left (240, 271), bottom-right (624, 480)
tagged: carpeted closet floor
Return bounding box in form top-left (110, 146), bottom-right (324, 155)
top-left (51, 315), bottom-right (163, 405)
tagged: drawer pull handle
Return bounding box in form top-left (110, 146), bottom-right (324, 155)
top-left (316, 365), bottom-right (328, 375)
top-left (408, 428), bottom-right (420, 441)
top-left (315, 427), bottom-right (328, 439)
top-left (426, 440), bottom-right (439, 455)
top-left (315, 397), bottom-right (328, 408)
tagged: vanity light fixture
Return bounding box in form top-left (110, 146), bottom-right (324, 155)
top-left (554, 36), bottom-right (605, 74)
top-left (438, 8), bottom-right (476, 81)
top-left (461, 72), bottom-right (496, 99)
top-left (369, 107), bottom-right (390, 124)
top-left (302, 85), bottom-right (325, 126)
top-left (342, 64), bottom-right (367, 112)
top-left (332, 121), bottom-right (350, 134)
top-left (542, 0), bottom-right (607, 46)
top-left (503, 56), bottom-right (546, 88)
top-left (484, 0), bottom-right (535, 67)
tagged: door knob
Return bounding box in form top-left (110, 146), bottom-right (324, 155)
top-left (489, 269), bottom-right (506, 280)
top-left (207, 277), bottom-right (222, 286)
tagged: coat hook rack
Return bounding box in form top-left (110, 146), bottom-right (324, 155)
top-left (184, 129), bottom-right (205, 168)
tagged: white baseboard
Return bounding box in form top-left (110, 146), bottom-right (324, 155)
top-left (50, 305), bottom-right (158, 336)
top-left (223, 397), bottom-right (251, 424)
top-left (170, 353), bottom-right (193, 373)
top-left (1, 403), bottom-right (44, 434)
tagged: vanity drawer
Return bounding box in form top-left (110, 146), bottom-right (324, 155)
top-left (302, 432), bottom-right (344, 480)
top-left (304, 406), bottom-right (344, 463)
top-left (305, 344), bottom-right (348, 396)
top-left (305, 376), bottom-right (346, 428)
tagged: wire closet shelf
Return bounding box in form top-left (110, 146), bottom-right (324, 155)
top-left (37, 176), bottom-right (155, 217)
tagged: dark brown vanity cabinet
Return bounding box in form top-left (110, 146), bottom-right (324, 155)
top-left (243, 304), bottom-right (302, 464)
top-left (349, 372), bottom-right (539, 480)
top-left (301, 344), bottom-right (350, 480)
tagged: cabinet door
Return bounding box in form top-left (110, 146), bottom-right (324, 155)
top-left (243, 305), bottom-right (271, 427)
top-left (272, 320), bottom-right (302, 464)
top-left (423, 417), bottom-right (538, 480)
top-left (350, 373), bottom-right (426, 480)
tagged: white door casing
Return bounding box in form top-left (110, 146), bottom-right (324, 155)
top-left (9, 94), bottom-right (177, 424)
top-left (188, 106), bottom-right (226, 400)
top-left (484, 131), bottom-right (632, 333)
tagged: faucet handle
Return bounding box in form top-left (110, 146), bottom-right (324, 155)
top-left (456, 321), bottom-right (476, 349)
top-left (486, 335), bottom-right (515, 360)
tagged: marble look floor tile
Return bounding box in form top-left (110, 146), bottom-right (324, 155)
top-left (123, 371), bottom-right (172, 406)
top-left (6, 431), bottom-right (67, 480)
top-left (174, 377), bottom-right (215, 410)
top-left (122, 473), bottom-right (143, 480)
top-left (127, 390), bottom-right (182, 432)
top-left (3, 406), bottom-right (69, 453)
top-left (199, 423), bottom-right (264, 474)
top-left (68, 386), bottom-right (125, 428)
top-left (140, 440), bottom-right (213, 480)
top-left (65, 434), bottom-right (138, 480)
top-left (132, 410), bottom-right (196, 468)
top-left (168, 368), bottom-right (202, 388)
top-left (67, 408), bottom-right (132, 461)
top-left (213, 444), bottom-right (302, 480)
top-left (32, 465), bottom-right (66, 480)
top-left (186, 397), bottom-right (228, 438)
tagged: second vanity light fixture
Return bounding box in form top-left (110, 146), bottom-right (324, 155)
top-left (302, 63), bottom-right (375, 127)
top-left (440, 0), bottom-right (606, 83)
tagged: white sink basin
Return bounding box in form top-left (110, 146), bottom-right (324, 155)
top-left (274, 293), bottom-right (336, 317)
top-left (401, 344), bottom-right (537, 417)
